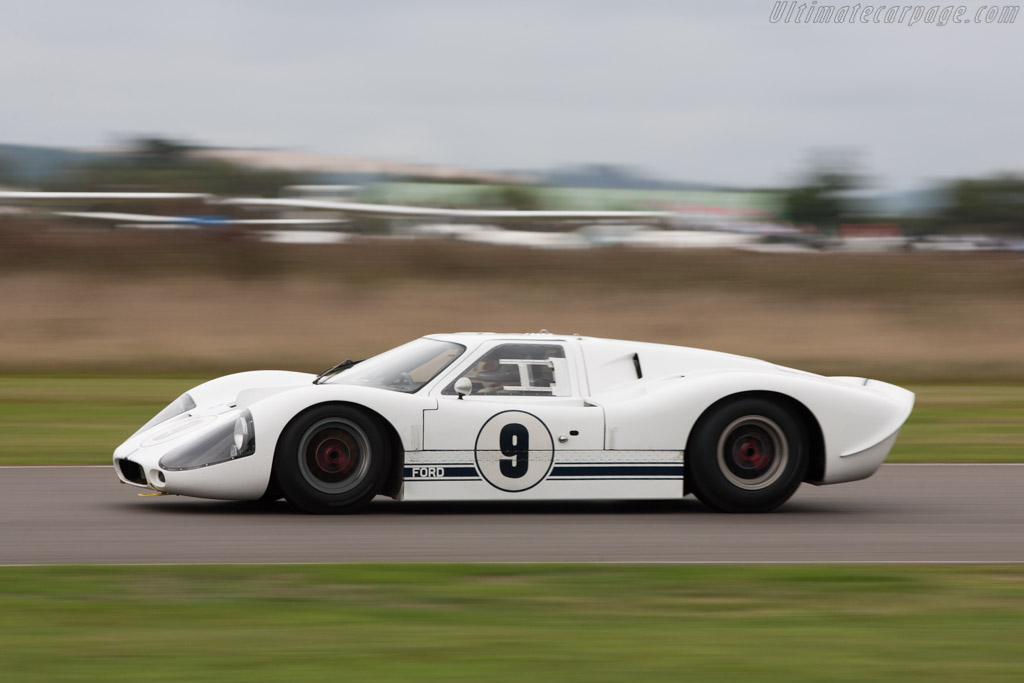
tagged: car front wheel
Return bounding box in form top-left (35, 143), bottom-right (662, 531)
top-left (274, 405), bottom-right (389, 514)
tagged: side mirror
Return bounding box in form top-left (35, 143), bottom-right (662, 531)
top-left (454, 377), bottom-right (473, 399)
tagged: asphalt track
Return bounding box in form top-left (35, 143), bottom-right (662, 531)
top-left (1, 464), bottom-right (1022, 565)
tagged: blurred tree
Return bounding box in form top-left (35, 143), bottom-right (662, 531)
top-left (484, 184), bottom-right (544, 210)
top-left (0, 153), bottom-right (17, 185)
top-left (780, 150), bottom-right (867, 232)
top-left (942, 174), bottom-right (1024, 234)
top-left (45, 137), bottom-right (306, 197)
top-left (779, 184), bottom-right (844, 231)
top-left (133, 137), bottom-right (194, 166)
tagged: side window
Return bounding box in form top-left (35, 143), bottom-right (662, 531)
top-left (443, 343), bottom-right (570, 397)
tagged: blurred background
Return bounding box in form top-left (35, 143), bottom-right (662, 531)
top-left (1, 1), bottom-right (1022, 382)
top-left (2, 7), bottom-right (1023, 677)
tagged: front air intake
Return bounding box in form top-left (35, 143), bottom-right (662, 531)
top-left (116, 459), bottom-right (147, 486)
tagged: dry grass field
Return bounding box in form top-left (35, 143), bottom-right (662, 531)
top-left (2, 219), bottom-right (1023, 380)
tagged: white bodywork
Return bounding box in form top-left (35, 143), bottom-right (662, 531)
top-left (113, 333), bottom-right (914, 504)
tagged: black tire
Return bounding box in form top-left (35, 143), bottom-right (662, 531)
top-left (687, 398), bottom-right (807, 513)
top-left (273, 405), bottom-right (390, 514)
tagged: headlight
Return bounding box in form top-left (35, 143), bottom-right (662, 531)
top-left (133, 392), bottom-right (197, 438)
top-left (159, 410), bottom-right (256, 471)
top-left (232, 412), bottom-right (256, 458)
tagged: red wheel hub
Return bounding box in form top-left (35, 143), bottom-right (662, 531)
top-left (735, 437), bottom-right (770, 470)
top-left (731, 434), bottom-right (773, 473)
top-left (310, 429), bottom-right (360, 478)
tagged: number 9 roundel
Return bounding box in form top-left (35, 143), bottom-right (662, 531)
top-left (474, 411), bottom-right (555, 492)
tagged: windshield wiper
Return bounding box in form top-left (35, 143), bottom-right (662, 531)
top-left (312, 359), bottom-right (362, 385)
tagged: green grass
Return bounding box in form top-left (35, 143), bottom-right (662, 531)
top-left (893, 385), bottom-right (1024, 462)
top-left (0, 377), bottom-right (1021, 464)
top-left (0, 376), bottom-right (199, 465)
top-left (0, 564), bottom-right (1022, 681)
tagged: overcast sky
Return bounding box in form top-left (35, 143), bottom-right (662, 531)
top-left (1, 0), bottom-right (1020, 189)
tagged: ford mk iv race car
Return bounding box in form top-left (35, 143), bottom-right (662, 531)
top-left (113, 333), bottom-right (914, 513)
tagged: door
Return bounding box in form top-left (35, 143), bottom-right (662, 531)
top-left (412, 340), bottom-right (606, 499)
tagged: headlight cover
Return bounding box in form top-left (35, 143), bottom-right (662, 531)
top-left (133, 392), bottom-right (197, 438)
top-left (159, 409), bottom-right (256, 471)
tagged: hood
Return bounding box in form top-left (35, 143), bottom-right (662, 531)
top-left (187, 370), bottom-right (316, 409)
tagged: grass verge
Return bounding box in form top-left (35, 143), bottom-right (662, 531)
top-left (896, 384), bottom-right (1024, 462)
top-left (0, 564), bottom-right (1022, 682)
top-left (0, 377), bottom-right (1021, 465)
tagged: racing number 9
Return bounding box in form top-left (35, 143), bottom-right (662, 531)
top-left (475, 411), bottom-right (553, 493)
top-left (499, 423), bottom-right (529, 479)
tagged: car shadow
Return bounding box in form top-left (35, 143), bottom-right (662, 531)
top-left (111, 495), bottom-right (854, 517)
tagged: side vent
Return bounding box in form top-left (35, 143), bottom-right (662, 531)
top-left (632, 353), bottom-right (643, 379)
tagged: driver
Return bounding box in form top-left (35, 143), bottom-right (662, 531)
top-left (473, 344), bottom-right (546, 395)
top-left (474, 354), bottom-right (522, 394)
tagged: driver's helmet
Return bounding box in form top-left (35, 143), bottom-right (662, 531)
top-left (475, 344), bottom-right (539, 384)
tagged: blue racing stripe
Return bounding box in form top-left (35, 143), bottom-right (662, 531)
top-left (550, 464), bottom-right (684, 478)
top-left (404, 464), bottom-right (684, 481)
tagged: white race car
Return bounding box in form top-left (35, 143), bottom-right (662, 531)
top-left (113, 333), bottom-right (914, 513)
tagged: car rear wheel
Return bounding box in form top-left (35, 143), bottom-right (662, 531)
top-left (274, 405), bottom-right (389, 514)
top-left (687, 398), bottom-right (807, 513)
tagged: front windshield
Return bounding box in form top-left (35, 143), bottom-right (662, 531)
top-left (326, 338), bottom-right (465, 393)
